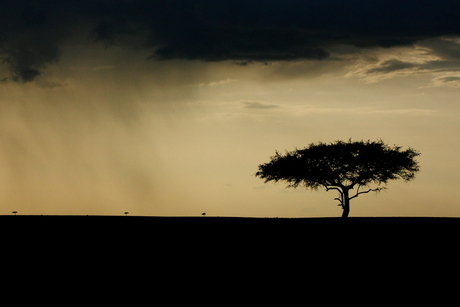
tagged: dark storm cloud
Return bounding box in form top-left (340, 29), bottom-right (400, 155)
top-left (1, 0), bottom-right (460, 82)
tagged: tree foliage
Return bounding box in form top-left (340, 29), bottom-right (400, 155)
top-left (255, 139), bottom-right (420, 217)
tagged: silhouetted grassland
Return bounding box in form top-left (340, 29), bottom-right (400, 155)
top-left (2, 215), bottom-right (457, 300)
top-left (2, 215), bottom-right (458, 247)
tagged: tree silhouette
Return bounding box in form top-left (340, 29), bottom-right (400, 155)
top-left (255, 139), bottom-right (420, 218)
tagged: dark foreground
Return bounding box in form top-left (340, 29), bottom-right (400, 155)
top-left (2, 215), bottom-right (459, 248)
top-left (2, 216), bottom-right (458, 302)
top-left (2, 214), bottom-right (459, 231)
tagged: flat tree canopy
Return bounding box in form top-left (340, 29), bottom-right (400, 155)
top-left (255, 139), bottom-right (420, 217)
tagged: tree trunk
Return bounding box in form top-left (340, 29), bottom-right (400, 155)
top-left (342, 189), bottom-right (350, 218)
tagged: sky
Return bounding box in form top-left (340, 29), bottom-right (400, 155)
top-left (1, 0), bottom-right (460, 217)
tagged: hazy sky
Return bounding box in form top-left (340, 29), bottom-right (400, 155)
top-left (1, 1), bottom-right (460, 217)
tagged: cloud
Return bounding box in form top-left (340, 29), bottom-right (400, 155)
top-left (199, 78), bottom-right (237, 87)
top-left (292, 105), bottom-right (437, 116)
top-left (344, 45), bottom-right (451, 83)
top-left (0, 1), bottom-right (73, 82)
top-left (341, 37), bottom-right (460, 87)
top-left (422, 73), bottom-right (460, 88)
top-left (242, 101), bottom-right (280, 109)
top-left (365, 59), bottom-right (420, 74)
top-left (2, 1), bottom-right (460, 82)
top-left (440, 76), bottom-right (460, 82)
top-left (346, 59), bottom-right (428, 83)
top-left (419, 37), bottom-right (460, 60)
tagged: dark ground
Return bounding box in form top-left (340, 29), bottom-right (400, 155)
top-left (2, 215), bottom-right (458, 246)
top-left (2, 215), bottom-right (458, 261)
top-left (2, 216), bottom-right (458, 302)
top-left (2, 215), bottom-right (458, 239)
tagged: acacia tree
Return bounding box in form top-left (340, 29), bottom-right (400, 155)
top-left (255, 140), bottom-right (420, 218)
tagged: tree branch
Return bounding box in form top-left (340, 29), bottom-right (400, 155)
top-left (334, 197), bottom-right (343, 207)
top-left (325, 186), bottom-right (344, 208)
top-left (349, 185), bottom-right (383, 200)
top-left (325, 186), bottom-right (342, 194)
